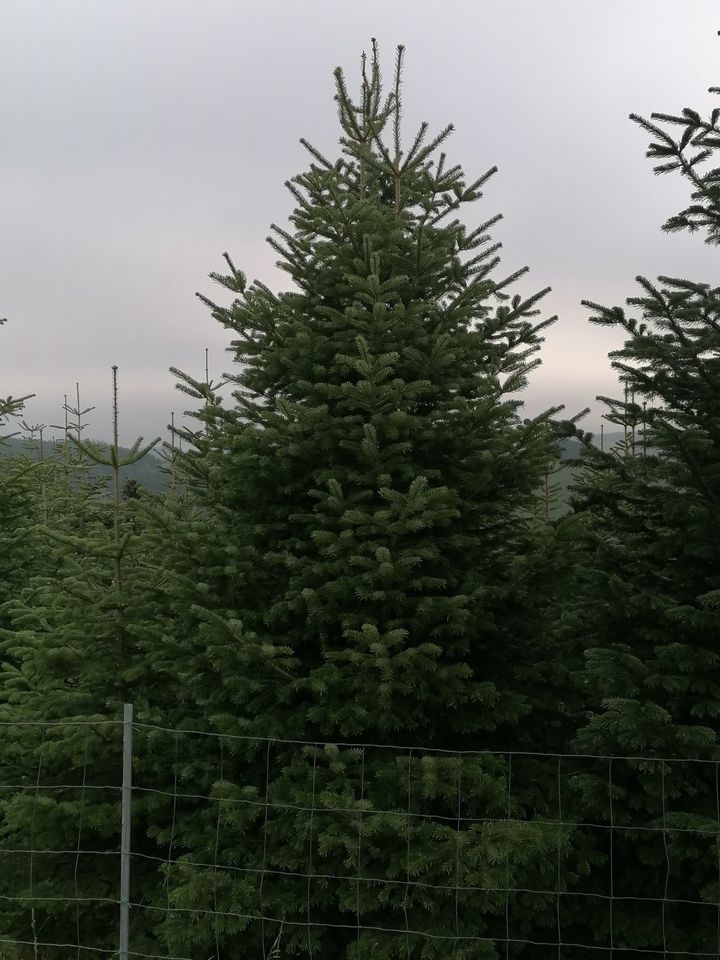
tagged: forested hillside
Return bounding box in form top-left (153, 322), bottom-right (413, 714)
top-left (0, 432), bottom-right (626, 510)
top-left (1, 37), bottom-right (719, 960)
top-left (0, 436), bottom-right (169, 492)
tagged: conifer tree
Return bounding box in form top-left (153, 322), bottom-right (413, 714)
top-left (170, 40), bottom-right (572, 749)
top-left (564, 53), bottom-right (720, 955)
top-left (0, 318), bottom-right (36, 627)
top-left (630, 39), bottom-right (720, 245)
top-left (143, 42), bottom-right (579, 959)
top-left (0, 368), bottom-right (163, 956)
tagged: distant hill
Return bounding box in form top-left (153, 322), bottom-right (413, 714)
top-left (0, 436), bottom-right (170, 493)
top-left (0, 430), bottom-right (632, 509)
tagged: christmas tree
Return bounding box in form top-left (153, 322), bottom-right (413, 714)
top-left (0, 318), bottom-right (37, 627)
top-left (143, 42), bottom-right (578, 958)
top-left (564, 53), bottom-right (720, 955)
top-left (0, 368), bottom-right (164, 956)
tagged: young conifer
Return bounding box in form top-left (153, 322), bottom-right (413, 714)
top-left (0, 368), bottom-right (163, 955)
top-left (565, 53), bottom-right (720, 953)
top-left (0, 319), bottom-right (37, 627)
top-left (144, 42), bottom-right (577, 958)
top-left (171, 41), bottom-right (569, 748)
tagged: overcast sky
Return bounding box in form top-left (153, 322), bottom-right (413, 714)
top-left (2, 0), bottom-right (718, 445)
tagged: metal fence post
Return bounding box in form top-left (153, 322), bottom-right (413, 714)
top-left (119, 703), bottom-right (133, 960)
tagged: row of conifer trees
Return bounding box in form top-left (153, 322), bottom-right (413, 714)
top-left (1, 40), bottom-right (720, 959)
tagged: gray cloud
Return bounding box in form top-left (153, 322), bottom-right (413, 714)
top-left (2, 0), bottom-right (718, 445)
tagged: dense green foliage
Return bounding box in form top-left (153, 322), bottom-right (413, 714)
top-left (1, 37), bottom-right (719, 960)
top-left (560, 71), bottom-right (720, 956)
top-left (0, 370), bottom-right (166, 955)
top-left (0, 323), bottom-right (37, 629)
top-left (132, 42), bottom-right (584, 958)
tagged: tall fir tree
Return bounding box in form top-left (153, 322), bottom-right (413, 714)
top-left (162, 41), bottom-right (574, 751)
top-left (563, 50), bottom-right (720, 956)
top-left (138, 42), bottom-right (582, 959)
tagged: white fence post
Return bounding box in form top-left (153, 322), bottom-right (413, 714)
top-left (119, 703), bottom-right (133, 960)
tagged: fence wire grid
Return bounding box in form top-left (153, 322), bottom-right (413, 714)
top-left (1, 709), bottom-right (720, 959)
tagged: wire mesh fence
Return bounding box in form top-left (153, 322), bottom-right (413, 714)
top-left (1, 708), bottom-right (720, 958)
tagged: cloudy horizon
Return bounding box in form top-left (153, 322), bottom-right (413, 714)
top-left (2, 0), bottom-right (718, 445)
